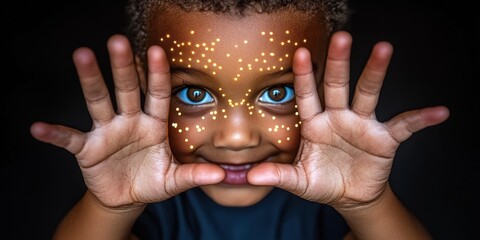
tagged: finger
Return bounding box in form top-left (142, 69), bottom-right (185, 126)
top-left (30, 122), bottom-right (86, 154)
top-left (248, 162), bottom-right (304, 195)
top-left (351, 41), bottom-right (393, 117)
top-left (107, 35), bottom-right (141, 115)
top-left (293, 47), bottom-right (323, 121)
top-left (73, 47), bottom-right (115, 124)
top-left (323, 31), bottom-right (352, 110)
top-left (143, 45), bottom-right (171, 120)
top-left (170, 163), bottom-right (225, 193)
top-left (385, 106), bottom-right (449, 142)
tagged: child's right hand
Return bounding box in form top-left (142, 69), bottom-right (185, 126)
top-left (30, 34), bottom-right (224, 209)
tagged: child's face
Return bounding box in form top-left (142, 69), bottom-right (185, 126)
top-left (144, 6), bottom-right (328, 206)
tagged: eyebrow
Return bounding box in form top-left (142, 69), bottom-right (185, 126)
top-left (262, 67), bottom-right (292, 80)
top-left (169, 66), bottom-right (214, 86)
top-left (257, 62), bottom-right (318, 81)
top-left (171, 66), bottom-right (211, 78)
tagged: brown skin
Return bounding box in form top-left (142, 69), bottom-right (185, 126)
top-left (30, 5), bottom-right (448, 240)
top-left (138, 7), bottom-right (328, 206)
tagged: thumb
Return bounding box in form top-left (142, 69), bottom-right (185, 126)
top-left (30, 121), bottom-right (86, 155)
top-left (170, 163), bottom-right (225, 193)
top-left (247, 162), bottom-right (304, 194)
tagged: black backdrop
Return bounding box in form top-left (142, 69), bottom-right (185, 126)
top-left (1, 1), bottom-right (478, 239)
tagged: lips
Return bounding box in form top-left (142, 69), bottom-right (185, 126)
top-left (219, 164), bottom-right (254, 185)
top-left (197, 154), bottom-right (272, 185)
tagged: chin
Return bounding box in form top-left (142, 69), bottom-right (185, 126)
top-left (200, 185), bottom-right (274, 207)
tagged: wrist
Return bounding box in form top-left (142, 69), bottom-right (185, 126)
top-left (84, 190), bottom-right (147, 216)
top-left (53, 190), bottom-right (147, 240)
top-left (334, 184), bottom-right (391, 216)
top-left (334, 183), bottom-right (431, 240)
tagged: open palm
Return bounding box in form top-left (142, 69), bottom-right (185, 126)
top-left (30, 35), bottom-right (224, 208)
top-left (249, 31), bottom-right (449, 208)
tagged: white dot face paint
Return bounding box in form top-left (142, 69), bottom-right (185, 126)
top-left (148, 6), bottom-right (329, 207)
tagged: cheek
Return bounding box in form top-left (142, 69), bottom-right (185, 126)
top-left (256, 111), bottom-right (301, 155)
top-left (168, 107), bottom-right (213, 160)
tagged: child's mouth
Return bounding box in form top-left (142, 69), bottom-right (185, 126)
top-left (219, 164), bottom-right (254, 185)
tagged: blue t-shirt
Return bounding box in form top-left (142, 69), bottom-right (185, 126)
top-left (132, 187), bottom-right (349, 240)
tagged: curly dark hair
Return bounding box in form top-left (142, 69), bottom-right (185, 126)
top-left (125, 0), bottom-right (351, 64)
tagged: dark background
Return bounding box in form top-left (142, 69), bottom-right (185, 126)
top-left (1, 0), bottom-right (478, 239)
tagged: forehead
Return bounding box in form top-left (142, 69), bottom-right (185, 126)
top-left (148, 7), bottom-right (328, 72)
top-left (151, 6), bottom-right (324, 38)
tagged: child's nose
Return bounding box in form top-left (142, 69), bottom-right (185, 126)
top-left (212, 108), bottom-right (261, 150)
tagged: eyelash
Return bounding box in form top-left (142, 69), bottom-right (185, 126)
top-left (258, 85), bottom-right (295, 105)
top-left (172, 85), bottom-right (213, 108)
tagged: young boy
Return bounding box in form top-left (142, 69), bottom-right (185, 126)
top-left (30, 0), bottom-right (449, 239)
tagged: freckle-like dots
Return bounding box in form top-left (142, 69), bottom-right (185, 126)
top-left (161, 29), bottom-right (305, 83)
top-left (163, 30), bottom-right (307, 149)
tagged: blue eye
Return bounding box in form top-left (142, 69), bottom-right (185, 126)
top-left (259, 85), bottom-right (294, 104)
top-left (176, 87), bottom-right (214, 105)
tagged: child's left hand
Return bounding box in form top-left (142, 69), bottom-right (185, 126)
top-left (248, 31), bottom-right (449, 210)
